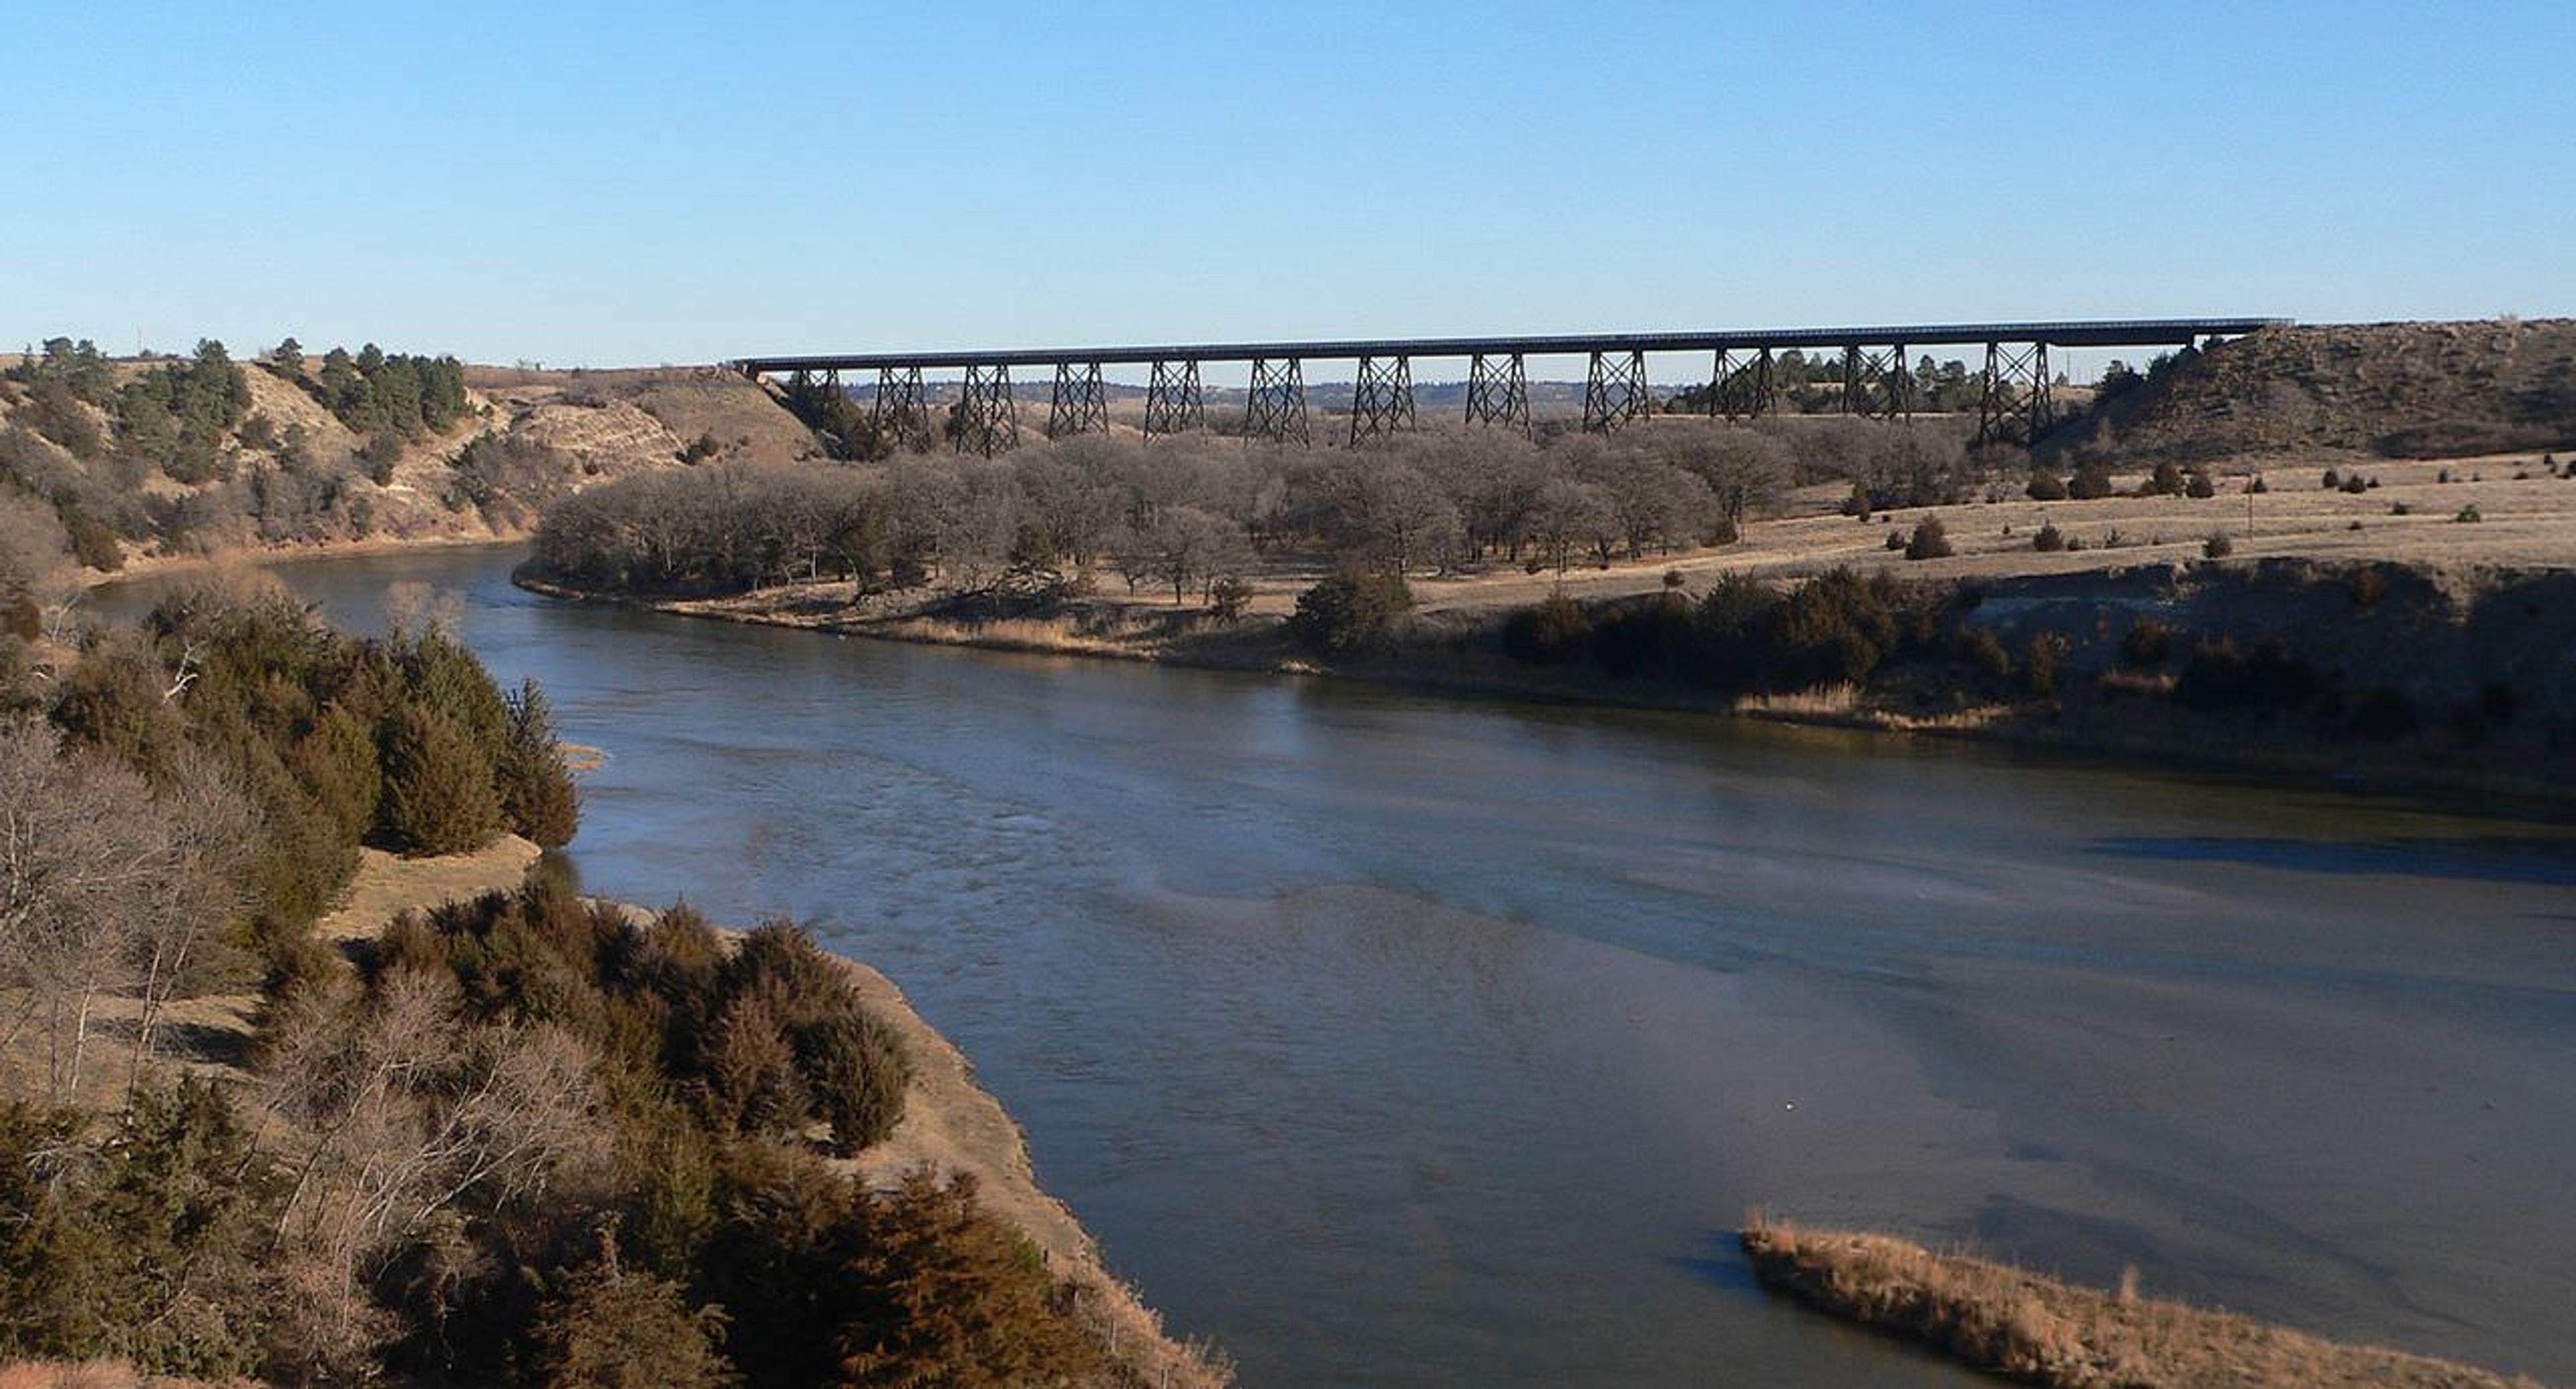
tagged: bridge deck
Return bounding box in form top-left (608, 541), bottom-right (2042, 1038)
top-left (732, 318), bottom-right (2289, 375)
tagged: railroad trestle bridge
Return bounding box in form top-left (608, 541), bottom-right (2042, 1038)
top-left (732, 318), bottom-right (2286, 456)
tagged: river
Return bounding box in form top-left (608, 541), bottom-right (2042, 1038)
top-left (102, 547), bottom-right (2576, 1386)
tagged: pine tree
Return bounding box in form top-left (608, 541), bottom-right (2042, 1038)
top-left (498, 678), bottom-right (580, 848)
top-left (378, 700), bottom-right (501, 856)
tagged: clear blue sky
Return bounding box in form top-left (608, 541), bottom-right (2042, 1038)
top-left (3, 1), bottom-right (2570, 371)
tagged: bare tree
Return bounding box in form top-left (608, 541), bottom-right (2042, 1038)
top-left (0, 720), bottom-right (248, 1101)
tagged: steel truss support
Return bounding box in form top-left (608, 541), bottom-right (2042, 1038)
top-left (1841, 345), bottom-right (1913, 420)
top-left (1244, 357), bottom-right (1309, 446)
top-left (1977, 341), bottom-right (2054, 448)
top-left (1144, 360), bottom-right (1205, 438)
top-left (1347, 354), bottom-right (1416, 446)
top-left (1046, 360), bottom-right (1109, 440)
top-left (1708, 348), bottom-right (1778, 420)
top-left (873, 366), bottom-right (933, 452)
top-left (1464, 352), bottom-right (1530, 434)
top-left (1582, 349), bottom-right (1652, 432)
top-left (954, 364), bottom-right (1018, 456)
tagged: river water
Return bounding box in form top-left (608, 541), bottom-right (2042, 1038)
top-left (103, 548), bottom-right (2576, 1386)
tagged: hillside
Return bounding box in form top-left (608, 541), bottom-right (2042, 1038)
top-left (0, 342), bottom-right (818, 588)
top-left (2050, 319), bottom-right (2576, 463)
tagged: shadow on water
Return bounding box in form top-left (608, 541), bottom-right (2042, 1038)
top-left (2086, 835), bottom-right (2576, 887)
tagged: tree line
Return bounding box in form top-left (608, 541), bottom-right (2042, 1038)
top-left (525, 420), bottom-right (1982, 605)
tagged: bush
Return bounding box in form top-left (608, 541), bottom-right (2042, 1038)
top-left (2184, 469), bottom-right (2216, 499)
top-left (529, 1245), bottom-right (737, 1389)
top-left (1903, 517), bottom-right (1954, 560)
top-left (2147, 461), bottom-right (2186, 496)
top-left (837, 1170), bottom-right (1106, 1389)
top-left (1882, 529), bottom-right (1906, 550)
top-left (2341, 474), bottom-right (2369, 495)
top-left (2067, 464), bottom-right (2114, 500)
top-left (1207, 574), bottom-right (1252, 622)
top-left (2025, 468), bottom-right (2068, 501)
top-left (2322, 468), bottom-right (2342, 489)
top-left (2246, 474), bottom-right (2269, 494)
top-left (2455, 504), bottom-right (2483, 523)
top-left (1956, 626), bottom-right (2010, 680)
top-left (1503, 593), bottom-right (1592, 666)
top-left (2202, 531), bottom-right (2235, 559)
top-left (2021, 632), bottom-right (2069, 697)
top-left (2174, 639), bottom-right (2317, 714)
top-left (2120, 619), bottom-right (2172, 668)
top-left (2032, 521), bottom-right (2067, 552)
top-left (798, 1011), bottom-right (911, 1158)
top-left (1288, 569), bottom-right (1413, 655)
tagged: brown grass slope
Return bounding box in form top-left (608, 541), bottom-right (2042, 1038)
top-left (1740, 1221), bottom-right (2542, 1389)
top-left (2051, 319), bottom-right (2576, 463)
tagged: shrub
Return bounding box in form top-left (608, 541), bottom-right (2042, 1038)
top-left (529, 1245), bottom-right (737, 1389)
top-left (2245, 474), bottom-right (2267, 493)
top-left (1956, 626), bottom-right (2010, 680)
top-left (2184, 470), bottom-right (2216, 499)
top-left (2067, 464), bottom-right (2114, 500)
top-left (2025, 468), bottom-right (2068, 501)
top-left (2147, 461), bottom-right (2186, 496)
top-left (2174, 639), bottom-right (2317, 714)
top-left (2020, 632), bottom-right (2069, 697)
top-left (2342, 474), bottom-right (2369, 495)
top-left (837, 1169), bottom-right (1106, 1389)
top-left (1882, 529), bottom-right (1905, 550)
top-left (2389, 501), bottom-right (2412, 515)
top-left (2349, 567), bottom-right (2389, 607)
top-left (2032, 522), bottom-right (2066, 552)
top-left (2455, 504), bottom-right (2483, 523)
top-left (2202, 531), bottom-right (2235, 559)
top-left (1288, 570), bottom-right (1413, 655)
top-left (2120, 619), bottom-right (2172, 668)
top-left (798, 1011), bottom-right (911, 1157)
top-left (1503, 593), bottom-right (1592, 666)
top-left (1207, 574), bottom-right (1252, 622)
top-left (1903, 517), bottom-right (1954, 560)
top-left (2321, 468), bottom-right (2342, 489)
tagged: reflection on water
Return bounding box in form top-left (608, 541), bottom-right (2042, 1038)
top-left (95, 550), bottom-right (2576, 1387)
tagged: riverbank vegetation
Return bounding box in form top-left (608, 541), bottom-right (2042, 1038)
top-left (0, 582), bottom-right (1219, 1385)
top-left (1739, 1219), bottom-right (2539, 1388)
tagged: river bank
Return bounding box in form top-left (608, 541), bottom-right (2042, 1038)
top-left (513, 568), bottom-right (2576, 816)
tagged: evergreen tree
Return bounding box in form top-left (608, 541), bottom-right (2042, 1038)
top-left (499, 678), bottom-right (580, 848)
top-left (378, 700), bottom-right (502, 856)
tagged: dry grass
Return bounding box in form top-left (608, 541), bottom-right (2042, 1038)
top-left (0, 1361), bottom-right (239, 1388)
top-left (1739, 1218), bottom-right (2541, 1388)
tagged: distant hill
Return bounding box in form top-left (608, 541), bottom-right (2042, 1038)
top-left (2047, 318), bottom-right (2576, 463)
top-left (0, 347), bottom-right (818, 578)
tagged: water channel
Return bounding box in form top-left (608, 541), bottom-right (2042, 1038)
top-left (103, 546), bottom-right (2576, 1386)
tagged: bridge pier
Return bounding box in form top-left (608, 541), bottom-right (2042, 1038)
top-left (1144, 360), bottom-right (1205, 438)
top-left (955, 364), bottom-right (1019, 456)
top-left (1047, 360), bottom-right (1109, 439)
top-left (1976, 341), bottom-right (2053, 448)
top-left (1245, 357), bottom-right (1310, 446)
top-left (1709, 348), bottom-right (1776, 420)
top-left (873, 366), bottom-right (932, 452)
top-left (1348, 354), bottom-right (1416, 446)
top-left (1464, 352), bottom-right (1529, 435)
top-left (1842, 345), bottom-right (1913, 420)
top-left (1582, 350), bottom-right (1651, 432)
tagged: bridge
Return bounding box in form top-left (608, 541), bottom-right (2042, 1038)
top-left (731, 317), bottom-right (2290, 455)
